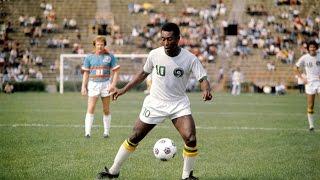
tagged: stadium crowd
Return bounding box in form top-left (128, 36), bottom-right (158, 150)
top-left (1, 0), bottom-right (319, 93)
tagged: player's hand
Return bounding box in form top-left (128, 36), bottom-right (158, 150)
top-left (302, 77), bottom-right (308, 84)
top-left (81, 87), bottom-right (87, 96)
top-left (202, 89), bottom-right (212, 101)
top-left (112, 88), bottom-right (126, 101)
top-left (108, 86), bottom-right (116, 94)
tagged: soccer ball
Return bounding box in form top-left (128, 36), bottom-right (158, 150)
top-left (153, 138), bottom-right (177, 161)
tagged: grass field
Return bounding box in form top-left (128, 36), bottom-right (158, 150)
top-left (0, 92), bottom-right (319, 180)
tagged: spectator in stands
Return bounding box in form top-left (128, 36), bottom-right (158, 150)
top-left (217, 66), bottom-right (224, 83)
top-left (69, 18), bottom-right (77, 29)
top-left (28, 66), bottom-right (36, 78)
top-left (30, 34), bottom-right (40, 47)
top-left (127, 3), bottom-right (134, 13)
top-left (240, 36), bottom-right (249, 59)
top-left (33, 26), bottom-right (42, 38)
top-left (14, 70), bottom-right (28, 82)
top-left (77, 45), bottom-right (84, 54)
top-left (62, 36), bottom-right (70, 48)
top-left (275, 82), bottom-right (286, 95)
top-left (133, 3), bottom-right (142, 13)
top-left (62, 17), bottom-right (68, 29)
top-left (0, 71), bottom-right (3, 83)
top-left (36, 70), bottom-right (43, 80)
top-left (231, 67), bottom-right (244, 95)
top-left (18, 15), bottom-right (26, 26)
top-left (72, 43), bottom-right (79, 53)
top-left (46, 22), bottom-right (54, 33)
top-left (50, 62), bottom-right (56, 72)
top-left (40, 0), bottom-right (46, 10)
top-left (45, 2), bottom-right (52, 11)
top-left (267, 61), bottom-right (276, 71)
top-left (76, 29), bottom-right (81, 40)
top-left (2, 69), bottom-right (10, 83)
top-left (0, 56), bottom-right (4, 72)
top-left (35, 55), bottom-right (43, 67)
top-left (23, 27), bottom-right (32, 37)
top-left (3, 82), bottom-right (13, 93)
top-left (161, 0), bottom-right (172, 5)
top-left (223, 37), bottom-right (231, 57)
top-left (114, 33), bottom-right (124, 46)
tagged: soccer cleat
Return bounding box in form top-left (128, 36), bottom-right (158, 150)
top-left (97, 167), bottom-right (119, 179)
top-left (182, 171), bottom-right (198, 180)
top-left (309, 127), bottom-right (314, 132)
top-left (103, 134), bottom-right (109, 138)
top-left (85, 134), bottom-right (91, 138)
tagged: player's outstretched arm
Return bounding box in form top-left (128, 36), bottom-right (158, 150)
top-left (199, 77), bottom-right (212, 101)
top-left (113, 70), bottom-right (149, 100)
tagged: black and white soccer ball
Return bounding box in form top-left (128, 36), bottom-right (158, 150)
top-left (153, 138), bottom-right (177, 161)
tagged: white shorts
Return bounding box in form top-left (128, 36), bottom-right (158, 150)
top-left (305, 81), bottom-right (320, 95)
top-left (139, 95), bottom-right (191, 124)
top-left (88, 81), bottom-right (112, 97)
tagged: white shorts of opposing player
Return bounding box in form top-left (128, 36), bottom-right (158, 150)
top-left (87, 80), bottom-right (113, 97)
top-left (85, 80), bottom-right (113, 137)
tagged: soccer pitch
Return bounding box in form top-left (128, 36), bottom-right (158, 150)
top-left (0, 92), bottom-right (319, 180)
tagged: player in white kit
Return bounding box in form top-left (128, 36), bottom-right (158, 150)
top-left (294, 40), bottom-right (320, 131)
top-left (97, 22), bottom-right (212, 180)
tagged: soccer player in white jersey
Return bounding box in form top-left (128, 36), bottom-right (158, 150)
top-left (81, 36), bottom-right (120, 138)
top-left (294, 40), bottom-right (320, 131)
top-left (97, 23), bottom-right (212, 180)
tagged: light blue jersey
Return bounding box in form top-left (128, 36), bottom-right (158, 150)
top-left (82, 53), bottom-right (120, 82)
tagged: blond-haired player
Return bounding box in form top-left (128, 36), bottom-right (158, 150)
top-left (81, 36), bottom-right (120, 138)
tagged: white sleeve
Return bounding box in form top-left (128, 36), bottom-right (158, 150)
top-left (295, 55), bottom-right (305, 67)
top-left (191, 58), bottom-right (207, 81)
top-left (143, 53), bottom-right (153, 73)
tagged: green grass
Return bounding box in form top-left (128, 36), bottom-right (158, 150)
top-left (0, 92), bottom-right (319, 180)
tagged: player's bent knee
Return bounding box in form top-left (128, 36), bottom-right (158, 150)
top-left (129, 132), bottom-right (143, 144)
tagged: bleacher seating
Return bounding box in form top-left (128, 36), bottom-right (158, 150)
top-left (1, 0), bottom-right (318, 92)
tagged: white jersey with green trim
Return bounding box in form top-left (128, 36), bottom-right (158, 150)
top-left (295, 53), bottom-right (320, 83)
top-left (143, 46), bottom-right (207, 101)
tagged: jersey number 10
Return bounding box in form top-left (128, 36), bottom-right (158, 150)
top-left (156, 65), bottom-right (166, 76)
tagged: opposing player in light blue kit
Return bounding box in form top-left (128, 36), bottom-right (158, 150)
top-left (97, 22), bottom-right (212, 179)
top-left (294, 40), bottom-right (320, 131)
top-left (81, 36), bottom-right (120, 138)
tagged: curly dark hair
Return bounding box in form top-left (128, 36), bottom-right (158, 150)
top-left (161, 22), bottom-right (180, 38)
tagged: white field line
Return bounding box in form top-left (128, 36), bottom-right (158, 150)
top-left (0, 109), bottom-right (307, 116)
top-left (0, 123), bottom-right (308, 131)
